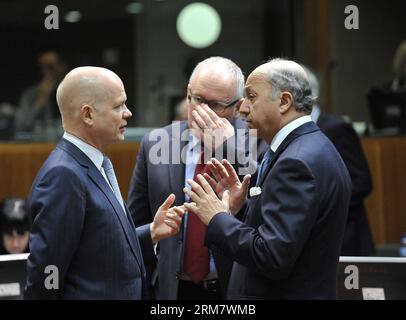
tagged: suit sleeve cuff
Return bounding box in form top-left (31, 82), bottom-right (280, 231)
top-left (234, 201), bottom-right (248, 220)
top-left (205, 212), bottom-right (235, 252)
top-left (136, 223), bottom-right (156, 265)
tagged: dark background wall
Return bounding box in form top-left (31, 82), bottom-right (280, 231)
top-left (0, 0), bottom-right (136, 123)
top-left (0, 0), bottom-right (405, 126)
top-left (330, 0), bottom-right (406, 122)
top-left (0, 20), bottom-right (135, 107)
top-left (133, 0), bottom-right (266, 126)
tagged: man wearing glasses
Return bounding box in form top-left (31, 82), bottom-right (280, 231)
top-left (187, 90), bottom-right (241, 113)
top-left (128, 57), bottom-right (254, 300)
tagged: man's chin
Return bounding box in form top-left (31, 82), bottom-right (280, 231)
top-left (247, 121), bottom-right (258, 130)
top-left (116, 134), bottom-right (125, 142)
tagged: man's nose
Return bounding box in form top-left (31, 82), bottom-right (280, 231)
top-left (239, 99), bottom-right (251, 116)
top-left (123, 105), bottom-right (132, 118)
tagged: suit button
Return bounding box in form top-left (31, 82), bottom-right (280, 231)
top-left (175, 273), bottom-right (180, 280)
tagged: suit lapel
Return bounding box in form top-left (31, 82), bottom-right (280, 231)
top-left (125, 204), bottom-right (146, 270)
top-left (244, 122), bottom-right (320, 221)
top-left (57, 138), bottom-right (143, 270)
top-left (87, 165), bottom-right (143, 270)
top-left (257, 121), bottom-right (320, 187)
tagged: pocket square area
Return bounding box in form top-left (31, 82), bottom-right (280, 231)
top-left (249, 187), bottom-right (262, 197)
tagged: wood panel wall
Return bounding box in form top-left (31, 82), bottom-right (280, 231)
top-left (0, 142), bottom-right (139, 202)
top-left (302, 0), bottom-right (333, 111)
top-left (362, 137), bottom-right (406, 244)
top-left (1, 138), bottom-right (406, 245)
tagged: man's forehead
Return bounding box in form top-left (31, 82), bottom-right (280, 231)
top-left (115, 91), bottom-right (127, 102)
top-left (246, 71), bottom-right (268, 88)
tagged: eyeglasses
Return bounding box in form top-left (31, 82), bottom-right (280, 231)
top-left (187, 89), bottom-right (240, 113)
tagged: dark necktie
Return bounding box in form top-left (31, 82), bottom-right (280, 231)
top-left (184, 152), bottom-right (210, 284)
top-left (102, 156), bottom-right (125, 213)
top-left (256, 149), bottom-right (275, 186)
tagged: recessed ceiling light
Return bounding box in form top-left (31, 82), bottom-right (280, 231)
top-left (126, 2), bottom-right (144, 14)
top-left (64, 11), bottom-right (82, 23)
top-left (176, 3), bottom-right (221, 48)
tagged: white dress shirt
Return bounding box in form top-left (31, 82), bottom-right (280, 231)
top-left (63, 132), bottom-right (113, 193)
top-left (270, 115), bottom-right (312, 152)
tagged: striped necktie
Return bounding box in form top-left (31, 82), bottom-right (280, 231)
top-left (102, 156), bottom-right (126, 214)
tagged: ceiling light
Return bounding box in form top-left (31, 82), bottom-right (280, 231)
top-left (64, 11), bottom-right (82, 23)
top-left (176, 2), bottom-right (221, 48)
top-left (126, 2), bottom-right (144, 14)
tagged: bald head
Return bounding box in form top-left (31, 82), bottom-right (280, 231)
top-left (56, 66), bottom-right (123, 125)
top-left (189, 57), bottom-right (245, 100)
top-left (56, 66), bottom-right (131, 151)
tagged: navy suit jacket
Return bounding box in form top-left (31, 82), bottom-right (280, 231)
top-left (206, 121), bottom-right (352, 299)
top-left (25, 139), bottom-right (155, 299)
top-left (317, 112), bottom-right (375, 255)
top-left (127, 118), bottom-right (255, 299)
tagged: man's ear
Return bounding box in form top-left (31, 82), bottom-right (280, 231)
top-left (279, 92), bottom-right (293, 114)
top-left (80, 104), bottom-right (95, 126)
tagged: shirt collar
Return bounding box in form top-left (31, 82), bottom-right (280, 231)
top-left (270, 115), bottom-right (312, 152)
top-left (63, 132), bottom-right (104, 171)
top-left (310, 105), bottom-right (321, 123)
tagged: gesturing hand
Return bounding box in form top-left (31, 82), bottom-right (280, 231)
top-left (183, 174), bottom-right (231, 226)
top-left (203, 158), bottom-right (251, 214)
top-left (151, 194), bottom-right (185, 244)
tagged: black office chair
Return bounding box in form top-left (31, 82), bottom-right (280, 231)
top-left (367, 88), bottom-right (406, 133)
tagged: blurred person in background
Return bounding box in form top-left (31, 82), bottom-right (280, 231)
top-left (391, 40), bottom-right (406, 92)
top-left (0, 198), bottom-right (31, 255)
top-left (304, 65), bottom-right (375, 256)
top-left (14, 48), bottom-right (67, 133)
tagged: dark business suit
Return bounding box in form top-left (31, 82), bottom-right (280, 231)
top-left (206, 121), bottom-right (351, 299)
top-left (317, 112), bottom-right (375, 256)
top-left (127, 118), bottom-right (253, 299)
top-left (25, 139), bottom-right (155, 299)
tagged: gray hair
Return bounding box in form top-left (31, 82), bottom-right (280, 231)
top-left (265, 58), bottom-right (316, 114)
top-left (301, 65), bottom-right (320, 102)
top-left (189, 56), bottom-right (245, 100)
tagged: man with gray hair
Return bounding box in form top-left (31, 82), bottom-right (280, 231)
top-left (128, 56), bottom-right (254, 299)
top-left (183, 58), bottom-right (352, 299)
